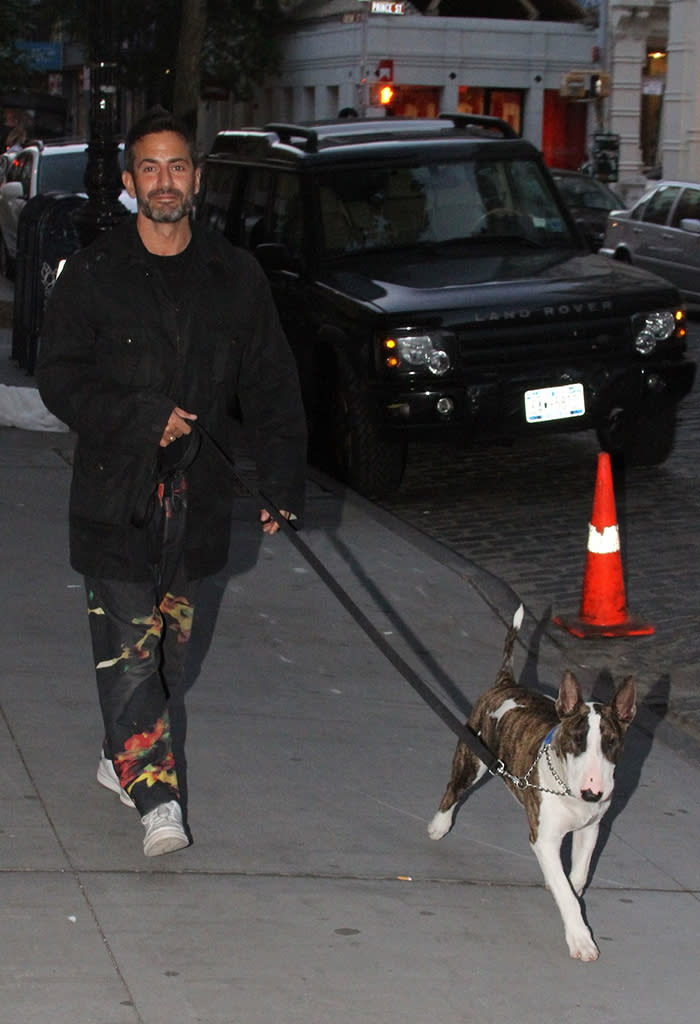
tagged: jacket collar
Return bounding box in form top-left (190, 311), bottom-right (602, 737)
top-left (104, 215), bottom-right (219, 276)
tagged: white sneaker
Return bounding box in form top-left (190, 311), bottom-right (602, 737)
top-left (96, 751), bottom-right (136, 809)
top-left (142, 801), bottom-right (189, 857)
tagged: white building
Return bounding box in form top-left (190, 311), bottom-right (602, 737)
top-left (199, 1), bottom-right (700, 197)
top-left (607, 0), bottom-right (700, 189)
top-left (201, 1), bottom-right (603, 171)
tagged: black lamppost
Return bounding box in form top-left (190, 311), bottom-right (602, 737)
top-left (73, 0), bottom-right (129, 246)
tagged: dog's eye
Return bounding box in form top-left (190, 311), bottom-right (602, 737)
top-left (597, 716), bottom-right (626, 765)
top-left (601, 722), bottom-right (625, 761)
top-left (558, 715), bottom-right (589, 755)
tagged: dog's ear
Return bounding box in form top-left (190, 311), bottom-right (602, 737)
top-left (555, 670), bottom-right (584, 717)
top-left (612, 676), bottom-right (637, 724)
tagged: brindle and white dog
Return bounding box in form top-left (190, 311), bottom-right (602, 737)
top-left (428, 605), bottom-right (636, 962)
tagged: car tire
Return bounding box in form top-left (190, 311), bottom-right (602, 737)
top-left (313, 351), bottom-right (406, 497)
top-left (0, 232), bottom-right (15, 280)
top-left (597, 402), bottom-right (677, 467)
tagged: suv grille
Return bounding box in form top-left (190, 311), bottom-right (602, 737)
top-left (453, 318), bottom-right (631, 371)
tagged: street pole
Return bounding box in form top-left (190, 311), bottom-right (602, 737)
top-left (359, 6), bottom-right (369, 115)
top-left (598, 0), bottom-right (609, 132)
top-left (73, 0), bottom-right (129, 246)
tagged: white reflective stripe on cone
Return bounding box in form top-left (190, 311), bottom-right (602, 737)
top-left (587, 522), bottom-right (620, 554)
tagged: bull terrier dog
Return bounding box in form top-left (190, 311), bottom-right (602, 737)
top-left (428, 605), bottom-right (636, 962)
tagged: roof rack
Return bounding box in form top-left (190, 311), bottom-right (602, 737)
top-left (439, 113), bottom-right (518, 139)
top-left (258, 115), bottom-right (519, 153)
top-left (264, 123), bottom-right (320, 152)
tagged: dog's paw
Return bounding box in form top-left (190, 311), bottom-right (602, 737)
top-left (427, 808), bottom-right (453, 840)
top-left (566, 929), bottom-right (600, 962)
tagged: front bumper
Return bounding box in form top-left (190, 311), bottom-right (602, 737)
top-left (376, 357), bottom-right (697, 440)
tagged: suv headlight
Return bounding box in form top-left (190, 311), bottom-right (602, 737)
top-left (380, 330), bottom-right (452, 376)
top-left (634, 310), bottom-right (682, 355)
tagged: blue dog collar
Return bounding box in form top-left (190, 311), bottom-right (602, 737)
top-left (543, 726), bottom-right (557, 746)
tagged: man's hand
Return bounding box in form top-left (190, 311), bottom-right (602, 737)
top-left (160, 407), bottom-right (198, 447)
top-left (260, 508), bottom-right (291, 535)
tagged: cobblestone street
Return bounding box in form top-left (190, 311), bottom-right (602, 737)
top-left (379, 320), bottom-right (700, 740)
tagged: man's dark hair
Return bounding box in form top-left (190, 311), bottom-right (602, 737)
top-left (124, 106), bottom-right (197, 173)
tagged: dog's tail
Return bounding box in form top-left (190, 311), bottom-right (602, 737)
top-left (498, 603), bottom-right (524, 678)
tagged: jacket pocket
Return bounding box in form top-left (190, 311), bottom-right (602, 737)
top-left (70, 445), bottom-right (158, 528)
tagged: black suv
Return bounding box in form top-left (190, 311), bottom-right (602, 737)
top-left (198, 116), bottom-right (696, 496)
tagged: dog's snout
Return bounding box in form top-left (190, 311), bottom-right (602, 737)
top-left (581, 788), bottom-right (602, 803)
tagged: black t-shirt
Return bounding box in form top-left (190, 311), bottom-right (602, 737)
top-left (146, 239), bottom-right (198, 475)
top-left (147, 240), bottom-right (193, 303)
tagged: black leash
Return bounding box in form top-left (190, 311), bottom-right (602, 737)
top-left (196, 423), bottom-right (504, 775)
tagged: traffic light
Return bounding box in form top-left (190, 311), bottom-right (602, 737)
top-left (590, 72), bottom-right (611, 98)
top-left (370, 83), bottom-right (396, 107)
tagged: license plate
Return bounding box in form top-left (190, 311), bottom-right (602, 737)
top-left (524, 383), bottom-right (585, 423)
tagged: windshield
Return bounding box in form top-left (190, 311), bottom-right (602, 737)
top-left (317, 157), bottom-right (575, 257)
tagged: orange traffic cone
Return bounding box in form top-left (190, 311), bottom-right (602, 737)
top-left (553, 452), bottom-right (654, 638)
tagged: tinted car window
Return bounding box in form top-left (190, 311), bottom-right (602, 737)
top-left (628, 197), bottom-right (646, 221)
top-left (198, 161), bottom-right (242, 238)
top-left (0, 153), bottom-right (11, 185)
top-left (18, 154), bottom-right (33, 196)
top-left (6, 155), bottom-right (22, 184)
top-left (642, 185), bottom-right (680, 225)
top-left (671, 187), bottom-right (700, 226)
top-left (269, 171), bottom-right (303, 258)
top-left (554, 176), bottom-right (619, 212)
top-left (37, 151), bottom-right (88, 193)
top-left (241, 167), bottom-right (275, 248)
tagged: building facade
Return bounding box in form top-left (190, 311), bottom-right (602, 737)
top-left (10, 2), bottom-right (700, 197)
top-left (200, 2), bottom-right (602, 172)
top-left (199, 0), bottom-right (700, 202)
top-left (639, 0), bottom-right (700, 183)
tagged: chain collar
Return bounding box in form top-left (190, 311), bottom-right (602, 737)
top-left (488, 727), bottom-right (573, 797)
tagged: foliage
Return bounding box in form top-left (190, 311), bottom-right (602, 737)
top-left (42, 0), bottom-right (180, 106)
top-left (0, 0), bottom-right (35, 94)
top-left (203, 1), bottom-right (283, 103)
top-left (42, 0), bottom-right (284, 106)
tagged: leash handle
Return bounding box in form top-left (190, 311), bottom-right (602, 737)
top-left (197, 423), bottom-right (502, 770)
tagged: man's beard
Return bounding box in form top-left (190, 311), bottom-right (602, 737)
top-left (137, 187), bottom-right (195, 223)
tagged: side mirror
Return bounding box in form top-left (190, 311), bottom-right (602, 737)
top-left (1, 181), bottom-right (25, 201)
top-left (679, 217), bottom-right (700, 235)
top-left (254, 242), bottom-right (300, 273)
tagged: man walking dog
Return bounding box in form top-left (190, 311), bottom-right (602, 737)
top-left (37, 108), bottom-right (307, 857)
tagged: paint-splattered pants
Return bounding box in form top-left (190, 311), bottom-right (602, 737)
top-left (85, 474), bottom-right (199, 815)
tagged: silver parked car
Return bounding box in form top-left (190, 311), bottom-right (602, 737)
top-left (0, 139), bottom-right (136, 278)
top-left (600, 180), bottom-right (700, 302)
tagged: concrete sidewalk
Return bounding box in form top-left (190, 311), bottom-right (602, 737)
top-left (1, 413), bottom-right (699, 1024)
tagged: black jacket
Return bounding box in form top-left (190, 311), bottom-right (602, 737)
top-left (37, 217), bottom-right (307, 581)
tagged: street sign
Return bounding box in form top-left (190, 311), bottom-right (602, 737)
top-left (370, 1), bottom-right (406, 13)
